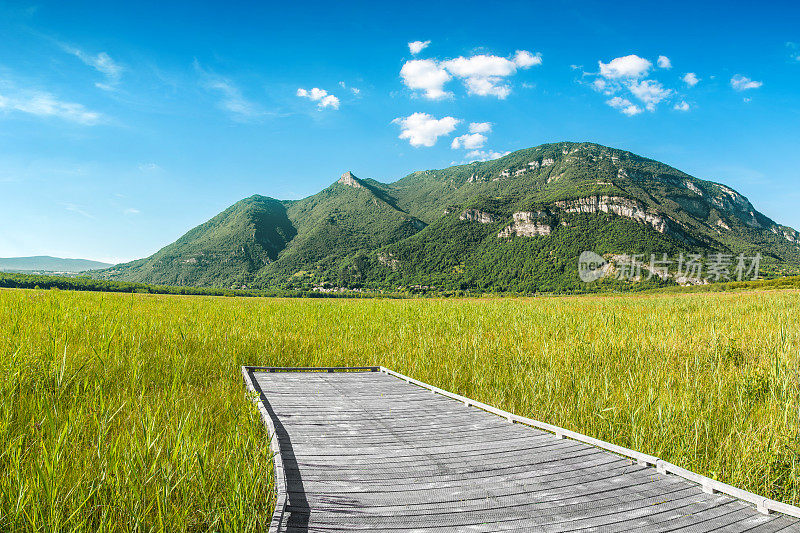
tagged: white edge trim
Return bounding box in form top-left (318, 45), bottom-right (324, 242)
top-left (241, 366), bottom-right (288, 533)
top-left (378, 366), bottom-right (800, 519)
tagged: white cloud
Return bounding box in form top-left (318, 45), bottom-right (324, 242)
top-left (464, 149), bottom-right (510, 162)
top-left (63, 45), bottom-right (123, 90)
top-left (400, 59), bottom-right (452, 99)
top-left (462, 76), bottom-right (511, 98)
top-left (730, 74), bottom-right (762, 91)
top-left (319, 95), bottom-right (339, 108)
top-left (606, 96), bottom-right (642, 116)
top-left (408, 40), bottom-right (431, 55)
top-left (682, 72), bottom-right (699, 87)
top-left (442, 52), bottom-right (539, 99)
top-left (586, 55), bottom-right (679, 114)
top-left (673, 100), bottom-right (690, 111)
top-left (338, 81), bottom-right (360, 95)
top-left (393, 112), bottom-right (459, 147)
top-left (468, 122), bottom-right (492, 134)
top-left (0, 87), bottom-right (102, 124)
top-left (401, 50), bottom-right (541, 100)
top-left (598, 55), bottom-right (652, 79)
top-left (443, 55), bottom-right (518, 78)
top-left (452, 122), bottom-right (493, 150)
top-left (513, 50), bottom-right (542, 68)
top-left (451, 132), bottom-right (487, 150)
top-left (123, 208), bottom-right (140, 215)
top-left (627, 79), bottom-right (672, 111)
top-left (297, 87), bottom-right (340, 109)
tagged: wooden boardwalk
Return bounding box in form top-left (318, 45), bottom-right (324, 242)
top-left (243, 367), bottom-right (800, 533)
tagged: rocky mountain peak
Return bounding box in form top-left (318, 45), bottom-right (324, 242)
top-left (337, 171), bottom-right (362, 188)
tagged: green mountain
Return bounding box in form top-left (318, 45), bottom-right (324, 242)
top-left (0, 256), bottom-right (114, 273)
top-left (98, 142), bottom-right (800, 293)
top-left (104, 196), bottom-right (296, 287)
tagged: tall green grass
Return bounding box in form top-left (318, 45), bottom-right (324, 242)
top-left (0, 287), bottom-right (798, 530)
top-left (0, 289), bottom-right (274, 532)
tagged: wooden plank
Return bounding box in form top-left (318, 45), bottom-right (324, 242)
top-left (244, 367), bottom-right (800, 532)
top-left (280, 489), bottom-right (718, 530)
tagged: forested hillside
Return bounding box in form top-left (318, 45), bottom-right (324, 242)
top-left (96, 142), bottom-right (800, 293)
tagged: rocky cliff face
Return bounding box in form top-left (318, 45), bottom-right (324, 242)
top-left (554, 196), bottom-right (669, 234)
top-left (498, 211), bottom-right (552, 238)
top-left (377, 252), bottom-right (400, 270)
top-left (779, 227), bottom-right (800, 244)
top-left (709, 185), bottom-right (763, 228)
top-left (459, 209), bottom-right (496, 224)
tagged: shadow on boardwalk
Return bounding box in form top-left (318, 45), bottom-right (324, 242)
top-left (251, 375), bottom-right (310, 532)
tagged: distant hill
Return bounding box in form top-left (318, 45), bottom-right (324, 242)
top-left (0, 256), bottom-right (114, 273)
top-left (96, 142), bottom-right (800, 293)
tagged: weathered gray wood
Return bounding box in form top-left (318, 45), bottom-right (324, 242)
top-left (246, 369), bottom-right (800, 532)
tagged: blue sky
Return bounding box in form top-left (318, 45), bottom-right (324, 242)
top-left (1, 0), bottom-right (798, 263)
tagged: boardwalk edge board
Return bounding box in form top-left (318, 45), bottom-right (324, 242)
top-left (242, 365), bottom-right (800, 522)
top-left (241, 367), bottom-right (288, 533)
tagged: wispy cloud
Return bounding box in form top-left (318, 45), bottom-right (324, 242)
top-left (206, 80), bottom-right (261, 117)
top-left (62, 45), bottom-right (123, 90)
top-left (0, 80), bottom-right (103, 124)
top-left (137, 162), bottom-right (162, 172)
top-left (787, 42), bottom-right (800, 62)
top-left (123, 207), bottom-right (140, 215)
top-left (194, 60), bottom-right (264, 120)
top-left (64, 203), bottom-right (95, 219)
top-left (338, 81), bottom-right (360, 95)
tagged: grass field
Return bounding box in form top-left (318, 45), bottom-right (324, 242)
top-left (1, 287), bottom-right (798, 531)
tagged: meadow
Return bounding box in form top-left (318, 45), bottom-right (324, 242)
top-left (0, 287), bottom-right (798, 531)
